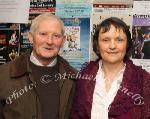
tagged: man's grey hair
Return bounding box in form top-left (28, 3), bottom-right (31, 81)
top-left (30, 13), bottom-right (65, 35)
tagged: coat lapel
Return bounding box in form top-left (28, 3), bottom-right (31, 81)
top-left (109, 60), bottom-right (143, 118)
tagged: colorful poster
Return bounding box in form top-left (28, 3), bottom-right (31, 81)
top-left (20, 24), bottom-right (31, 54)
top-left (0, 26), bottom-right (8, 64)
top-left (0, 24), bottom-right (19, 64)
top-left (30, 0), bottom-right (56, 13)
top-left (63, 26), bottom-right (80, 52)
top-left (59, 18), bottom-right (90, 70)
top-left (132, 15), bottom-right (150, 59)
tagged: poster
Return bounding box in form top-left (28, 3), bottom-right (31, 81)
top-left (63, 26), bottom-right (80, 52)
top-left (92, 0), bottom-right (133, 4)
top-left (0, 26), bottom-right (7, 64)
top-left (30, 0), bottom-right (56, 13)
top-left (132, 15), bottom-right (150, 59)
top-left (133, 1), bottom-right (150, 15)
top-left (0, 0), bottom-right (30, 23)
top-left (59, 18), bottom-right (90, 70)
top-left (20, 24), bottom-right (31, 54)
top-left (57, 0), bottom-right (91, 4)
top-left (93, 4), bottom-right (133, 15)
top-left (56, 3), bottom-right (91, 18)
top-left (131, 15), bottom-right (150, 73)
top-left (132, 59), bottom-right (150, 73)
top-left (0, 24), bottom-right (19, 64)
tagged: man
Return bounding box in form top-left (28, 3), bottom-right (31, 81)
top-left (0, 13), bottom-right (77, 119)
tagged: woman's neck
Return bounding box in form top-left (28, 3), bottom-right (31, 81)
top-left (101, 60), bottom-right (125, 92)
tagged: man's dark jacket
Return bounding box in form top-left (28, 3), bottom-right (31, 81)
top-left (0, 51), bottom-right (77, 119)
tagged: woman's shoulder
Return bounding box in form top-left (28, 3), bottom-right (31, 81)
top-left (80, 61), bottom-right (99, 73)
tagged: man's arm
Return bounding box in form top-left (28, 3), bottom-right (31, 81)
top-left (0, 100), bottom-right (4, 119)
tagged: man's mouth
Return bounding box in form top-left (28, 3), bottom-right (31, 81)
top-left (44, 47), bottom-right (54, 50)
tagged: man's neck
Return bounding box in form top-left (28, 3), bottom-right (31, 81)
top-left (30, 52), bottom-right (57, 67)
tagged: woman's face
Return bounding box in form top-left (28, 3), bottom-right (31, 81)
top-left (98, 25), bottom-right (127, 64)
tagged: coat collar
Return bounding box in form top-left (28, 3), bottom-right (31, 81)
top-left (9, 50), bottom-right (77, 80)
top-left (109, 60), bottom-right (143, 117)
top-left (9, 50), bottom-right (31, 78)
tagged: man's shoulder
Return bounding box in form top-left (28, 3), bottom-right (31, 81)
top-left (0, 52), bottom-right (29, 79)
top-left (0, 62), bottom-right (11, 75)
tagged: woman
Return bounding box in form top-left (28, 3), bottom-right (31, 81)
top-left (71, 17), bottom-right (150, 119)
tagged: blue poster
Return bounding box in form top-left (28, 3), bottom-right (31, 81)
top-left (59, 18), bottom-right (90, 70)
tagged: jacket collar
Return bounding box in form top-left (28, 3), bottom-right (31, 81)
top-left (9, 50), bottom-right (77, 79)
top-left (109, 60), bottom-right (143, 117)
top-left (10, 50), bottom-right (31, 78)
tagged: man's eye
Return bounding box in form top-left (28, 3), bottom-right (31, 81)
top-left (53, 34), bottom-right (62, 39)
top-left (39, 32), bottom-right (47, 36)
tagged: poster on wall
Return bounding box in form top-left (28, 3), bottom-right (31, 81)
top-left (90, 13), bottom-right (133, 61)
top-left (92, 0), bottom-right (133, 4)
top-left (20, 24), bottom-right (31, 54)
top-left (59, 18), bottom-right (90, 70)
top-left (0, 24), bottom-right (19, 64)
top-left (30, 0), bottom-right (56, 13)
top-left (133, 1), bottom-right (150, 15)
top-left (131, 15), bottom-right (150, 72)
top-left (0, 0), bottom-right (30, 23)
top-left (56, 3), bottom-right (91, 18)
top-left (7, 24), bottom-right (19, 62)
top-left (0, 26), bottom-right (7, 64)
top-left (63, 26), bottom-right (81, 52)
top-left (132, 15), bottom-right (150, 59)
top-left (93, 4), bottom-right (133, 15)
top-left (56, 0), bottom-right (91, 4)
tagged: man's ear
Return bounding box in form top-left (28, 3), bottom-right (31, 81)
top-left (28, 32), bottom-right (34, 44)
top-left (61, 35), bottom-right (66, 47)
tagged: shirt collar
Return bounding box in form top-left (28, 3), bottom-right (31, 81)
top-left (30, 51), bottom-right (57, 67)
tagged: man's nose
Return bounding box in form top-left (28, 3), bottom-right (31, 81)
top-left (46, 35), bottom-right (53, 44)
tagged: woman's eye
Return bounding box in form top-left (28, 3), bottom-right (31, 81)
top-left (103, 39), bottom-right (109, 42)
top-left (117, 38), bottom-right (124, 42)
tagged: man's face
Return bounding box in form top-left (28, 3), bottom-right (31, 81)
top-left (29, 19), bottom-right (65, 64)
top-left (98, 25), bottom-right (127, 64)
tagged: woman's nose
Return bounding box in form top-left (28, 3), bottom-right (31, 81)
top-left (109, 40), bottom-right (116, 49)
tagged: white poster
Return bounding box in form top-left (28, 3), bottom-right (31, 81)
top-left (92, 0), bottom-right (133, 4)
top-left (132, 59), bottom-right (150, 73)
top-left (0, 0), bottom-right (30, 23)
top-left (133, 1), bottom-right (150, 15)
